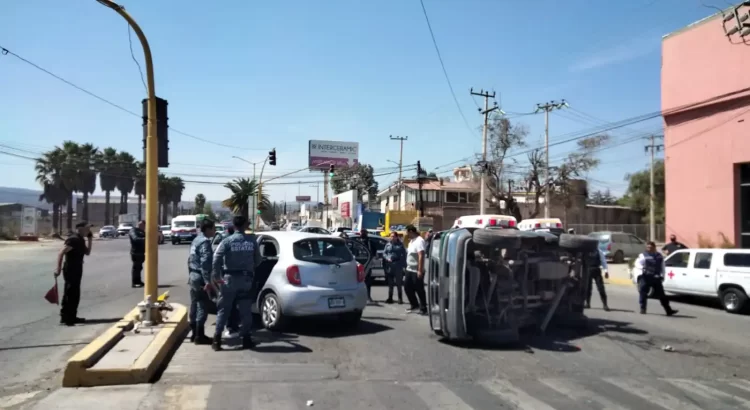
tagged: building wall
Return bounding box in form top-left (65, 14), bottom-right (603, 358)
top-left (662, 13), bottom-right (750, 247)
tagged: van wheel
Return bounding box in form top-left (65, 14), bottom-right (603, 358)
top-left (261, 292), bottom-right (287, 331)
top-left (558, 234), bottom-right (599, 253)
top-left (613, 250), bottom-right (624, 264)
top-left (721, 287), bottom-right (748, 314)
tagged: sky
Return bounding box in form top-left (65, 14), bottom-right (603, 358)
top-left (0, 0), bottom-right (722, 204)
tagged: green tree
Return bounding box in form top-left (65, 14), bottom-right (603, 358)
top-left (330, 163), bottom-right (379, 202)
top-left (169, 177), bottom-right (185, 219)
top-left (97, 147), bottom-right (119, 225)
top-left (35, 148), bottom-right (68, 235)
top-left (588, 189), bottom-right (618, 205)
top-left (484, 116), bottom-right (529, 220)
top-left (134, 162), bottom-right (146, 220)
top-left (618, 160), bottom-right (664, 223)
top-left (115, 152), bottom-right (136, 215)
top-left (222, 178), bottom-right (270, 221)
top-left (157, 173), bottom-right (171, 224)
top-left (74, 143), bottom-right (99, 222)
top-left (194, 193), bottom-right (206, 214)
top-left (203, 202), bottom-right (216, 220)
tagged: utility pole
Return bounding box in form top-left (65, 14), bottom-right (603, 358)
top-left (416, 161), bottom-right (424, 217)
top-left (646, 135), bottom-right (664, 242)
top-left (470, 88), bottom-right (501, 215)
top-left (389, 135), bottom-right (408, 210)
top-left (534, 100), bottom-right (568, 218)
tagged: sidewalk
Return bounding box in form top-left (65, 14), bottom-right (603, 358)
top-left (605, 263), bottom-right (633, 286)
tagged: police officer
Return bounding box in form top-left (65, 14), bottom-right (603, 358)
top-left (383, 231), bottom-right (406, 304)
top-left (55, 221), bottom-right (93, 326)
top-left (213, 225), bottom-right (241, 338)
top-left (211, 215), bottom-right (261, 351)
top-left (634, 241), bottom-right (679, 316)
top-left (129, 220), bottom-right (146, 288)
top-left (188, 219), bottom-right (216, 345)
top-left (585, 246), bottom-right (610, 311)
top-left (356, 228), bottom-right (376, 302)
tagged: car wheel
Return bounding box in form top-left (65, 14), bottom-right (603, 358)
top-left (339, 311), bottom-right (362, 328)
top-left (613, 250), bottom-right (625, 264)
top-left (558, 234), bottom-right (599, 253)
top-left (472, 229), bottom-right (522, 248)
top-left (261, 292), bottom-right (287, 331)
top-left (172, 239), bottom-right (178, 245)
top-left (721, 287), bottom-right (748, 314)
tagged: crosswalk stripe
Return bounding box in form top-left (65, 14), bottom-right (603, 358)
top-left (603, 377), bottom-right (704, 410)
top-left (480, 379), bottom-right (556, 410)
top-left (162, 384), bottom-right (211, 410)
top-left (406, 381), bottom-right (474, 410)
top-left (539, 378), bottom-right (629, 410)
top-left (667, 379), bottom-right (750, 408)
top-left (730, 379), bottom-right (750, 393)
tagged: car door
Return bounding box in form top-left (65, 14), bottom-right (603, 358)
top-left (368, 237), bottom-right (387, 279)
top-left (627, 235), bottom-right (645, 259)
top-left (345, 239), bottom-right (372, 272)
top-left (690, 251), bottom-right (716, 295)
top-left (663, 250), bottom-right (692, 292)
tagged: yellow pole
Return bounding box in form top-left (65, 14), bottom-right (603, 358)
top-left (97, 1), bottom-right (159, 308)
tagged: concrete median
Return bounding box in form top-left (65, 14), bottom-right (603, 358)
top-left (62, 303), bottom-right (188, 388)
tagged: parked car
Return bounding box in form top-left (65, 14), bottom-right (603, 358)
top-left (270, 222), bottom-right (280, 231)
top-left (99, 225), bottom-right (117, 238)
top-left (589, 231), bottom-right (645, 263)
top-left (297, 226), bottom-right (331, 235)
top-left (160, 225), bottom-right (172, 240)
top-left (157, 229), bottom-right (165, 245)
top-left (117, 223), bottom-right (134, 236)
top-left (250, 231), bottom-right (369, 330)
top-left (632, 248), bottom-right (750, 313)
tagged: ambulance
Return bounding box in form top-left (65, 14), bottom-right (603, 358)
top-left (517, 218), bottom-right (564, 235)
top-left (452, 214), bottom-right (517, 229)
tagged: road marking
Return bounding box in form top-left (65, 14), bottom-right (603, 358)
top-left (162, 384), bottom-right (210, 410)
top-left (667, 379), bottom-right (750, 408)
top-left (0, 390), bottom-right (42, 408)
top-left (406, 381), bottom-right (473, 410)
top-left (603, 378), bottom-right (703, 410)
top-left (539, 378), bottom-right (629, 410)
top-left (480, 379), bottom-right (555, 410)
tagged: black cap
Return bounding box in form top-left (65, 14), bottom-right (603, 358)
top-left (75, 221), bottom-right (92, 228)
top-left (200, 219), bottom-right (215, 233)
top-left (233, 215), bottom-right (248, 229)
top-left (406, 225), bottom-right (417, 233)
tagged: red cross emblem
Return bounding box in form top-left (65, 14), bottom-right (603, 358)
top-left (668, 271), bottom-right (674, 279)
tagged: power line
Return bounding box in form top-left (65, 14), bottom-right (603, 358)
top-left (0, 45), bottom-right (268, 151)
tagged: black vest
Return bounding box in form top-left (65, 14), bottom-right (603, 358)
top-left (642, 252), bottom-right (664, 277)
top-left (586, 250), bottom-right (600, 268)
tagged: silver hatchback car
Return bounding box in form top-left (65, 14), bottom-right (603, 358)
top-left (251, 231), bottom-right (370, 331)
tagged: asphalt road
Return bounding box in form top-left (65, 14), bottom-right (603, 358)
top-left (2, 240), bottom-right (750, 409)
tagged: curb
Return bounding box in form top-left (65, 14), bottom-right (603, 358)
top-left (606, 277), bottom-right (634, 287)
top-left (62, 303), bottom-right (188, 387)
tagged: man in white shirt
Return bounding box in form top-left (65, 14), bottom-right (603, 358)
top-left (404, 225), bottom-right (427, 314)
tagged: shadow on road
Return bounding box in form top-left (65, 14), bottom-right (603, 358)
top-left (293, 318), bottom-right (393, 339)
top-left (157, 284), bottom-right (177, 289)
top-left (222, 331), bottom-right (313, 353)
top-left (82, 318), bottom-right (124, 325)
top-left (0, 341), bottom-right (87, 352)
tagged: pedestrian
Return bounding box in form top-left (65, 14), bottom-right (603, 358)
top-left (55, 221), bottom-right (93, 326)
top-left (383, 231), bottom-right (406, 304)
top-left (585, 246), bottom-right (610, 311)
top-left (633, 241), bottom-right (679, 316)
top-left (219, 225), bottom-right (241, 339)
top-left (404, 225), bottom-right (427, 314)
top-left (356, 228), bottom-right (376, 303)
top-left (188, 219), bottom-right (216, 345)
top-left (211, 215), bottom-right (261, 351)
top-left (129, 220), bottom-right (146, 288)
top-left (662, 234), bottom-right (687, 256)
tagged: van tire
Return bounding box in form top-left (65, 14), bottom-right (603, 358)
top-left (558, 234), bottom-right (599, 253)
top-left (473, 229), bottom-right (522, 249)
top-left (720, 287), bottom-right (748, 314)
top-left (613, 250), bottom-right (625, 264)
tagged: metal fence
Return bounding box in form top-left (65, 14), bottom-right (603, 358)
top-left (567, 224), bottom-right (665, 242)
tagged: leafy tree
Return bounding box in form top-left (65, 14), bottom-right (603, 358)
top-left (331, 163), bottom-right (379, 202)
top-left (222, 178), bottom-right (270, 221)
top-left (203, 202), bottom-right (216, 220)
top-left (588, 189), bottom-right (618, 205)
top-left (115, 151), bottom-right (136, 215)
top-left (618, 160), bottom-right (664, 223)
top-left (483, 116), bottom-right (528, 220)
top-left (134, 162), bottom-right (145, 220)
top-left (97, 147), bottom-right (119, 225)
top-left (194, 193), bottom-right (206, 214)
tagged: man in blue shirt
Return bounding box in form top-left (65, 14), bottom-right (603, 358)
top-left (187, 219), bottom-right (216, 345)
top-left (383, 232), bottom-right (406, 304)
top-left (585, 247), bottom-right (610, 311)
top-left (211, 215), bottom-right (261, 351)
top-left (633, 241), bottom-right (678, 316)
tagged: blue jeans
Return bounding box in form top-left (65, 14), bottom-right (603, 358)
top-left (188, 272), bottom-right (209, 329)
top-left (214, 274), bottom-right (254, 338)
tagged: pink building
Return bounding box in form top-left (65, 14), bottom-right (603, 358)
top-left (662, 8), bottom-right (750, 248)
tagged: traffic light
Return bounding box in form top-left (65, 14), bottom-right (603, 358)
top-left (328, 164), bottom-right (335, 178)
top-left (142, 97), bottom-right (169, 168)
top-left (268, 149), bottom-right (276, 166)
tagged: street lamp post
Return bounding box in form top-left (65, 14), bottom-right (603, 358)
top-left (232, 156), bottom-right (268, 230)
top-left (97, 0), bottom-right (160, 312)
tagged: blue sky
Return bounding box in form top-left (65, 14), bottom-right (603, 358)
top-left (0, 0), bottom-right (717, 203)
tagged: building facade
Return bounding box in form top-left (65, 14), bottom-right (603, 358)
top-left (662, 8), bottom-right (750, 248)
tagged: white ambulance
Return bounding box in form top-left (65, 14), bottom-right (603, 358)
top-left (517, 218), bottom-right (564, 235)
top-left (453, 214), bottom-right (517, 229)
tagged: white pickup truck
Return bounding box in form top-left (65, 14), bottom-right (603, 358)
top-left (632, 248), bottom-right (750, 314)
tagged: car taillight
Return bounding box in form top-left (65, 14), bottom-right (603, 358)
top-left (356, 263), bottom-right (365, 282)
top-left (607, 243), bottom-right (612, 251)
top-left (535, 223), bottom-right (541, 229)
top-left (556, 223), bottom-right (562, 228)
top-left (489, 219), bottom-right (497, 226)
top-left (286, 265), bottom-right (302, 286)
top-left (476, 219), bottom-right (483, 225)
top-left (508, 220), bottom-right (516, 228)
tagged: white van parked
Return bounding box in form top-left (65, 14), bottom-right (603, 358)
top-left (453, 215), bottom-right (517, 229)
top-left (171, 215), bottom-right (200, 244)
top-left (631, 248), bottom-right (750, 314)
top-left (517, 218), bottom-right (564, 235)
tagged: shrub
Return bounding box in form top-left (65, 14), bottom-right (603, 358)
top-left (697, 232), bottom-right (735, 248)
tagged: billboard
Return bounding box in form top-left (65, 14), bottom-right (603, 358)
top-left (21, 207), bottom-right (37, 236)
top-left (308, 140), bottom-right (359, 171)
top-left (295, 195), bottom-right (311, 202)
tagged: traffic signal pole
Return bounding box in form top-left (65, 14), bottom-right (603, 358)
top-left (97, 0), bottom-right (160, 314)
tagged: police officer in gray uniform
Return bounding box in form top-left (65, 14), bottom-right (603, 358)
top-left (188, 219), bottom-right (216, 345)
top-left (211, 215), bottom-right (261, 351)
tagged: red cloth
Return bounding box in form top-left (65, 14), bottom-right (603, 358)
top-left (44, 279), bottom-right (59, 305)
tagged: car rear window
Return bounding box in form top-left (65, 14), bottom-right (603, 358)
top-left (723, 253), bottom-right (750, 267)
top-left (293, 239), bottom-right (353, 264)
top-left (173, 221), bottom-right (195, 228)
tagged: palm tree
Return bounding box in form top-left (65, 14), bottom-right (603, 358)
top-left (222, 178), bottom-right (269, 221)
top-left (35, 149), bottom-right (67, 235)
top-left (134, 161), bottom-right (146, 221)
top-left (115, 152), bottom-right (136, 215)
top-left (194, 193), bottom-right (206, 214)
top-left (75, 143), bottom-right (99, 221)
top-left (97, 147), bottom-right (119, 225)
top-left (169, 177), bottom-right (185, 219)
top-left (158, 173), bottom-right (171, 225)
top-left (60, 141), bottom-right (82, 231)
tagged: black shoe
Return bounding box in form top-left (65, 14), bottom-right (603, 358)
top-left (640, 308), bottom-right (647, 314)
top-left (419, 309), bottom-right (427, 316)
top-left (603, 305), bottom-right (611, 312)
top-left (584, 303), bottom-right (591, 309)
top-left (194, 334), bottom-right (211, 345)
top-left (406, 307), bottom-right (420, 314)
top-left (189, 324), bottom-right (196, 343)
top-left (242, 336), bottom-right (256, 349)
top-left (59, 320), bottom-right (75, 327)
top-left (666, 309), bottom-right (678, 317)
top-left (211, 335), bottom-right (222, 351)
top-left (132, 282), bottom-right (144, 288)
top-left (385, 298), bottom-right (394, 304)
top-left (74, 317), bottom-right (86, 324)
top-left (398, 299), bottom-right (404, 304)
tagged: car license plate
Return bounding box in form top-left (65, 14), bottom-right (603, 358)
top-left (328, 297), bottom-right (345, 309)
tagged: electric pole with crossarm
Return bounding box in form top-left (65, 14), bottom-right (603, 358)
top-left (535, 100), bottom-right (568, 218)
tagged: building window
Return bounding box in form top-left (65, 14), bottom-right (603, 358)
top-left (740, 163), bottom-right (750, 249)
top-left (445, 191), bottom-right (476, 203)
